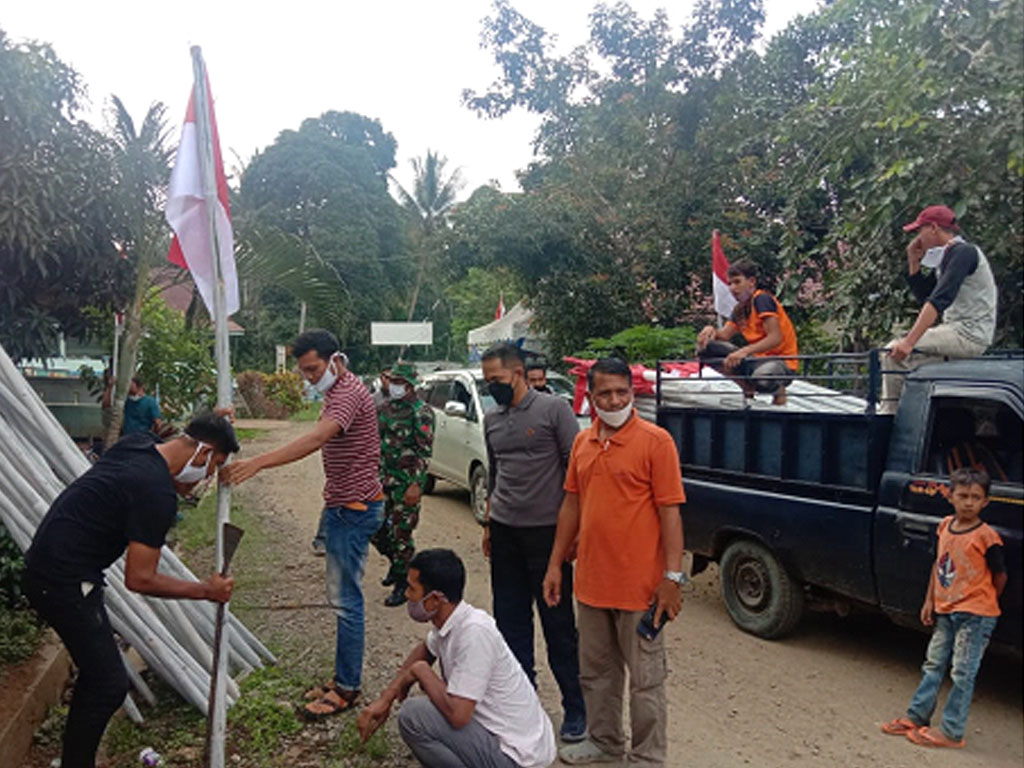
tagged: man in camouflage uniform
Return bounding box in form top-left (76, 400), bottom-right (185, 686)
top-left (372, 363), bottom-right (435, 606)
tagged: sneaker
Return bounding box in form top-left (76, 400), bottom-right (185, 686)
top-left (560, 712), bottom-right (587, 743)
top-left (381, 573), bottom-right (396, 587)
top-left (558, 738), bottom-right (621, 764)
top-left (311, 539), bottom-right (326, 557)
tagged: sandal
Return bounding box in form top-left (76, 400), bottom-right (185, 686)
top-left (303, 680), bottom-right (336, 701)
top-left (302, 687), bottom-right (360, 720)
top-left (880, 717), bottom-right (919, 735)
top-left (906, 726), bottom-right (965, 749)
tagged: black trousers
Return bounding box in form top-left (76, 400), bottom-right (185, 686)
top-left (699, 340), bottom-right (793, 393)
top-left (489, 520), bottom-right (586, 721)
top-left (23, 571), bottom-right (129, 768)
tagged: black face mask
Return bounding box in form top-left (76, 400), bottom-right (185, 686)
top-left (489, 380), bottom-right (515, 406)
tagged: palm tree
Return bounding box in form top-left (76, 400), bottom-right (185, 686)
top-left (392, 150), bottom-right (464, 321)
top-left (104, 96), bottom-right (173, 446)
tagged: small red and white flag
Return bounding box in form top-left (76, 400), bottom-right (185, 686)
top-left (712, 230), bottom-right (737, 319)
top-left (495, 292), bottom-right (505, 320)
top-left (165, 72), bottom-right (239, 317)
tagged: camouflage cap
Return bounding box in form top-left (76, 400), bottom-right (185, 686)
top-left (389, 362), bottom-right (419, 386)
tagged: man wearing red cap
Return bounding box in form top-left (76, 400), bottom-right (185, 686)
top-left (881, 205), bottom-right (997, 413)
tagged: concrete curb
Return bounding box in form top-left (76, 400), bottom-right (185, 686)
top-left (0, 630), bottom-right (70, 767)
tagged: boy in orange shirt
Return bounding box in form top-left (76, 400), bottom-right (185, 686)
top-left (880, 467), bottom-right (1007, 748)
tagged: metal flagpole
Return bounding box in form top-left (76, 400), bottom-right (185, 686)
top-left (190, 45), bottom-right (233, 768)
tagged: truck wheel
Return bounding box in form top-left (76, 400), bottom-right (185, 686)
top-left (720, 540), bottom-right (804, 639)
top-left (469, 465), bottom-right (488, 525)
top-left (422, 474), bottom-right (436, 495)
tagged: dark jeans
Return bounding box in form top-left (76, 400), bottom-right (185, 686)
top-left (489, 521), bottom-right (585, 722)
top-left (699, 340), bottom-right (793, 394)
top-left (23, 571), bottom-right (129, 768)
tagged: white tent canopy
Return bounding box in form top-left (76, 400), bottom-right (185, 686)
top-left (467, 301), bottom-right (547, 360)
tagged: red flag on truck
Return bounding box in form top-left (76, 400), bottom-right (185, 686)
top-left (165, 72), bottom-right (239, 316)
top-left (712, 230), bottom-right (737, 319)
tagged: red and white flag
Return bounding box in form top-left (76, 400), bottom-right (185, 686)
top-left (712, 230), bottom-right (737, 319)
top-left (495, 291), bottom-right (505, 320)
top-left (166, 73), bottom-right (238, 317)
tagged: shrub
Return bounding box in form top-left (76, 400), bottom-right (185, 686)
top-left (235, 370), bottom-right (304, 419)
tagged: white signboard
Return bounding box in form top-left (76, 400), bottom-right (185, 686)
top-left (371, 321), bottom-right (433, 346)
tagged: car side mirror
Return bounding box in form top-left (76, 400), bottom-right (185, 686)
top-left (444, 400), bottom-right (468, 418)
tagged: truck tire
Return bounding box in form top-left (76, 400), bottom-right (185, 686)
top-left (720, 539), bottom-right (804, 639)
top-left (469, 465), bottom-right (488, 525)
top-left (422, 474), bottom-right (436, 495)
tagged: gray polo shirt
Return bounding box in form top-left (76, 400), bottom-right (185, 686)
top-left (485, 388), bottom-right (579, 527)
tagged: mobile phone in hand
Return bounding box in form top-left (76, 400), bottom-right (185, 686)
top-left (636, 603), bottom-right (664, 641)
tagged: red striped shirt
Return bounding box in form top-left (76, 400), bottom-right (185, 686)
top-left (320, 370), bottom-right (382, 506)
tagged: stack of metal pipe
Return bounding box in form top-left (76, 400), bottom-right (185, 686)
top-left (0, 343), bottom-right (275, 719)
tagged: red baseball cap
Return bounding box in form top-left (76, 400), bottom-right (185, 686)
top-left (903, 205), bottom-right (959, 232)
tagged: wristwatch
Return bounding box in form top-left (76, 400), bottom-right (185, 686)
top-left (664, 570), bottom-right (688, 586)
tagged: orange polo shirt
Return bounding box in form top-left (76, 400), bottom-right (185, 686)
top-left (564, 413), bottom-right (686, 611)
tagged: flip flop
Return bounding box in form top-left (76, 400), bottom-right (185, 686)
top-left (880, 717), bottom-right (919, 735)
top-left (302, 688), bottom-right (360, 720)
top-left (906, 726), bottom-right (965, 749)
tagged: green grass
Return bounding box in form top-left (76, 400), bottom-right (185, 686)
top-left (0, 602), bottom-right (44, 664)
top-left (234, 427), bottom-right (269, 442)
top-left (290, 402), bottom-right (321, 422)
top-left (228, 667), bottom-right (305, 761)
top-left (329, 718), bottom-right (391, 765)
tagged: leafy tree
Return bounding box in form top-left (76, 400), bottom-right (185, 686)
top-left (0, 29), bottom-right (130, 361)
top-left (239, 111), bottom-right (412, 364)
top-left (446, 265), bottom-right (526, 358)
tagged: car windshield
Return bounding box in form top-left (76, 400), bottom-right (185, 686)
top-left (475, 378), bottom-right (496, 411)
top-left (547, 375), bottom-right (575, 397)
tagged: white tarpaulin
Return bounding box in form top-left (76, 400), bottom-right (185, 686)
top-left (371, 321), bottom-right (434, 346)
top-left (467, 301), bottom-right (546, 360)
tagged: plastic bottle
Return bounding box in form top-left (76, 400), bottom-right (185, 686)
top-left (139, 747), bottom-right (163, 766)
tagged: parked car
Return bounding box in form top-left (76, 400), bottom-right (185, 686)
top-left (417, 368), bottom-right (583, 522)
top-left (656, 355), bottom-right (1022, 650)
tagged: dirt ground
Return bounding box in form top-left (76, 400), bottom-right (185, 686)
top-left (227, 419), bottom-right (1023, 768)
top-left (22, 418), bottom-right (1023, 767)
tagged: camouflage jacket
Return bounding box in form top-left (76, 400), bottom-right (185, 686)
top-left (378, 396), bottom-right (434, 489)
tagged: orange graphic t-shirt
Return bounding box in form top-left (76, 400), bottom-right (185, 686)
top-left (933, 516), bottom-right (1004, 617)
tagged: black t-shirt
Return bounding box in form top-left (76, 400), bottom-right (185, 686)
top-left (25, 432), bottom-right (178, 585)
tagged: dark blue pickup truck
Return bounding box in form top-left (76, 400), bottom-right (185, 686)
top-left (657, 356), bottom-right (1022, 649)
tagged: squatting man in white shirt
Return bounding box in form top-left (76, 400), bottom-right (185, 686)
top-left (357, 548), bottom-right (557, 768)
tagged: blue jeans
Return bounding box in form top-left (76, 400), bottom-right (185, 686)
top-left (323, 501), bottom-right (385, 691)
top-left (907, 612), bottom-right (997, 740)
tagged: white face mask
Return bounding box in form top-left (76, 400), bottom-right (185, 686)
top-left (594, 400), bottom-right (633, 429)
top-left (174, 442), bottom-right (212, 484)
top-left (312, 354), bottom-right (340, 394)
top-left (922, 246), bottom-right (946, 269)
top-left (388, 383), bottom-right (408, 400)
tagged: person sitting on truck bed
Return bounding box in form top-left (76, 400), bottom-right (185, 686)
top-left (696, 258), bottom-right (799, 406)
top-left (880, 205), bottom-right (997, 414)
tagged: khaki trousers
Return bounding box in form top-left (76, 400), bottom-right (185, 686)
top-left (577, 602), bottom-right (667, 765)
top-left (880, 325), bottom-right (986, 414)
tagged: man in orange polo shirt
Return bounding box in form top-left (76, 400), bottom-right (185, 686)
top-left (543, 357), bottom-right (686, 766)
top-left (696, 258), bottom-right (799, 405)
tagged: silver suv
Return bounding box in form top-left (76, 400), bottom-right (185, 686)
top-left (417, 368), bottom-right (582, 523)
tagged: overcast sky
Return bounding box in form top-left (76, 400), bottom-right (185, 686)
top-left (4, 0), bottom-right (821, 195)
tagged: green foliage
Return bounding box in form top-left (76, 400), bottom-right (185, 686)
top-left (135, 295), bottom-right (216, 421)
top-left (290, 401), bottom-right (322, 422)
top-left (446, 266), bottom-right (526, 359)
top-left (331, 718), bottom-right (390, 763)
top-left (228, 667), bottom-right (305, 760)
top-left (235, 370), bottom-right (304, 419)
top-left (458, 0), bottom-right (1023, 354)
top-left (0, 28), bottom-right (132, 361)
top-left (0, 522), bottom-right (42, 665)
top-left (578, 325), bottom-right (696, 367)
